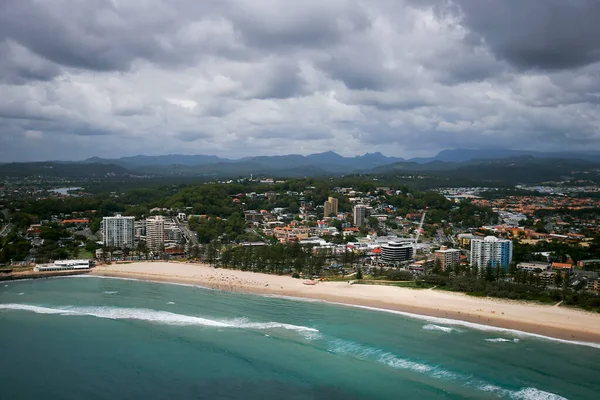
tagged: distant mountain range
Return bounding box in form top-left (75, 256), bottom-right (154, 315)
top-left (81, 148), bottom-right (600, 170)
top-left (2, 148), bottom-right (599, 183)
top-left (372, 155), bottom-right (600, 184)
top-left (82, 151), bottom-right (405, 173)
top-left (408, 148), bottom-right (600, 164)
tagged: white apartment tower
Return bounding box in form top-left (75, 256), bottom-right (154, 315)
top-left (102, 215), bottom-right (135, 249)
top-left (353, 205), bottom-right (366, 227)
top-left (470, 236), bottom-right (513, 269)
top-left (146, 216), bottom-right (165, 252)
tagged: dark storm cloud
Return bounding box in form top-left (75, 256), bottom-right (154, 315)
top-left (455, 0), bottom-right (600, 70)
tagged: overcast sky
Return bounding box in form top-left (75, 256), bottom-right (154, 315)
top-left (1, 0), bottom-right (599, 161)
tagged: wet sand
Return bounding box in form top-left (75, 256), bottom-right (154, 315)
top-left (91, 262), bottom-right (600, 344)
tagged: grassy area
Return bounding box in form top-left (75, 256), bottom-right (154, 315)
top-left (320, 276), bottom-right (356, 282)
top-left (77, 249), bottom-right (94, 259)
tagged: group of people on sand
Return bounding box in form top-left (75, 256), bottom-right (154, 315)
top-left (201, 273), bottom-right (282, 291)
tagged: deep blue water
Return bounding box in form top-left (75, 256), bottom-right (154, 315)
top-left (1, 276), bottom-right (599, 399)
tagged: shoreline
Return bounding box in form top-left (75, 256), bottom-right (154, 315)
top-left (88, 262), bottom-right (600, 345)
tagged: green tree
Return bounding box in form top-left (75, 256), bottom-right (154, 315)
top-left (356, 267), bottom-right (363, 280)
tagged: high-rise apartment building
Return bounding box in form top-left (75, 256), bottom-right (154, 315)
top-left (434, 246), bottom-right (461, 271)
top-left (353, 205), bottom-right (366, 227)
top-left (470, 236), bottom-right (513, 269)
top-left (324, 197), bottom-right (339, 217)
top-left (146, 216), bottom-right (165, 252)
top-left (102, 215), bottom-right (135, 249)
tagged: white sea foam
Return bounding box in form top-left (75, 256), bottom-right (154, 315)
top-left (261, 294), bottom-right (325, 303)
top-left (0, 304), bottom-right (74, 315)
top-left (0, 303), bottom-right (318, 334)
top-left (18, 292), bottom-right (24, 296)
top-left (74, 275), bottom-right (215, 290)
top-left (328, 339), bottom-right (435, 374)
top-left (485, 338), bottom-right (520, 343)
top-left (511, 387), bottom-right (568, 400)
top-left (328, 302), bottom-right (600, 349)
top-left (479, 383), bottom-right (567, 400)
top-left (103, 291), bottom-right (118, 294)
top-left (422, 324), bottom-right (458, 333)
top-left (329, 337), bottom-right (567, 399)
top-left (167, 301), bottom-right (176, 305)
top-left (228, 317), bottom-right (319, 333)
top-left (69, 275), bottom-right (600, 349)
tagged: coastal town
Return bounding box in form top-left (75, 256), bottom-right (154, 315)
top-left (2, 176), bottom-right (599, 301)
top-left (3, 1), bottom-right (600, 398)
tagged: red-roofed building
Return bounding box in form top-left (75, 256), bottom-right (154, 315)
top-left (551, 262), bottom-right (574, 271)
top-left (61, 219), bottom-right (90, 227)
top-left (368, 248), bottom-right (382, 256)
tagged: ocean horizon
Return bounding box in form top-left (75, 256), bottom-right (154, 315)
top-left (1, 276), bottom-right (598, 399)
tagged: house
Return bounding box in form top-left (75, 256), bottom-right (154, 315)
top-left (61, 219), bottom-right (90, 228)
top-left (551, 262), bottom-right (574, 274)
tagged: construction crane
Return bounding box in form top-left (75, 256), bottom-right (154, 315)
top-left (413, 204), bottom-right (427, 248)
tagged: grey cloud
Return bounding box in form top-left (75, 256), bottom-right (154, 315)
top-left (229, 0), bottom-right (370, 50)
top-left (0, 41), bottom-right (62, 84)
top-left (250, 128), bottom-right (334, 141)
top-left (455, 0), bottom-right (600, 70)
top-left (0, 0), bottom-right (599, 161)
top-left (176, 131), bottom-right (212, 142)
top-left (0, 0), bottom-right (221, 72)
top-left (250, 61), bottom-right (309, 99)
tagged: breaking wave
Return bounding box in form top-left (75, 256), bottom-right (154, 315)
top-left (328, 338), bottom-right (566, 399)
top-left (328, 338), bottom-right (435, 374)
top-left (485, 338), bottom-right (520, 343)
top-left (329, 302), bottom-right (600, 349)
top-left (0, 303), bottom-right (318, 334)
top-left (479, 384), bottom-right (567, 400)
top-left (103, 291), bottom-right (118, 294)
top-left (422, 324), bottom-right (459, 333)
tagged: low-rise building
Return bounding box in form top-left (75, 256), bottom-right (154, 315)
top-left (434, 246), bottom-right (460, 271)
top-left (517, 262), bottom-right (550, 272)
top-left (34, 259), bottom-right (92, 271)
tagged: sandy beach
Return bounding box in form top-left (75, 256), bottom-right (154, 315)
top-left (91, 261), bottom-right (600, 344)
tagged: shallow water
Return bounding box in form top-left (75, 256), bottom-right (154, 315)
top-left (1, 276), bottom-right (598, 399)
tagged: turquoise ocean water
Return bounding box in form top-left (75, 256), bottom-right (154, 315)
top-left (1, 276), bottom-right (599, 399)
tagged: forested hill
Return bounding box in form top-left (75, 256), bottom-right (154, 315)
top-left (0, 162), bottom-right (134, 178)
top-left (373, 156), bottom-right (600, 184)
top-left (3, 155), bottom-right (600, 185)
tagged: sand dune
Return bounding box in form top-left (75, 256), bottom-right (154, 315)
top-left (91, 262), bottom-right (600, 343)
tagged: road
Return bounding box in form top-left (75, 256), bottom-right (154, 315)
top-left (436, 228), bottom-right (449, 244)
top-left (176, 218), bottom-right (198, 246)
top-left (0, 223), bottom-right (13, 238)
